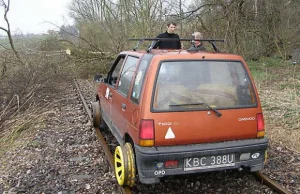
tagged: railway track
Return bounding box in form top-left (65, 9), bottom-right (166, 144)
top-left (74, 79), bottom-right (292, 194)
top-left (74, 80), bottom-right (132, 194)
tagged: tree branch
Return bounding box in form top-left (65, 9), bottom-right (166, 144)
top-left (46, 21), bottom-right (105, 54)
top-left (174, 3), bottom-right (217, 21)
top-left (0, 26), bottom-right (8, 32)
top-left (0, 42), bottom-right (10, 50)
top-left (0, 0), bottom-right (24, 64)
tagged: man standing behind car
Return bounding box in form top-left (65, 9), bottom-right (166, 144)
top-left (152, 22), bottom-right (181, 49)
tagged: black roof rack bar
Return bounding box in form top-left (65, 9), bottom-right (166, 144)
top-left (129, 38), bottom-right (225, 52)
top-left (129, 38), bottom-right (225, 42)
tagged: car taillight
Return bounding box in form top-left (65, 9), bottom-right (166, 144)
top-left (139, 119), bottom-right (154, 146)
top-left (256, 113), bottom-right (265, 138)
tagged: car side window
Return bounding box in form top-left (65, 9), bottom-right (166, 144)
top-left (130, 56), bottom-right (151, 104)
top-left (117, 56), bottom-right (139, 97)
top-left (108, 55), bottom-right (125, 87)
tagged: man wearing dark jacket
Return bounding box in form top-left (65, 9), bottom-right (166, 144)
top-left (152, 22), bottom-right (181, 49)
top-left (188, 32), bottom-right (206, 51)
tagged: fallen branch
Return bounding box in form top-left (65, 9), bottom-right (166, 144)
top-left (0, 94), bottom-right (19, 121)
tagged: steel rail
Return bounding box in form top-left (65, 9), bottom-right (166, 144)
top-left (253, 172), bottom-right (292, 194)
top-left (73, 79), bottom-right (132, 194)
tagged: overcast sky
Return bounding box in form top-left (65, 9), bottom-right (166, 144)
top-left (0, 0), bottom-right (73, 35)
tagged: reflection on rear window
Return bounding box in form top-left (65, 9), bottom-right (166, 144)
top-left (153, 61), bottom-right (257, 111)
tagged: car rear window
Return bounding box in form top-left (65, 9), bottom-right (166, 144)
top-left (152, 60), bottom-right (257, 111)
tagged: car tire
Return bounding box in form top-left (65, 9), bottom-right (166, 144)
top-left (91, 101), bottom-right (101, 128)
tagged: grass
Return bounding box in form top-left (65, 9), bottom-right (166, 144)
top-left (0, 34), bottom-right (52, 50)
top-left (9, 122), bottom-right (32, 142)
top-left (247, 57), bottom-right (300, 152)
top-left (0, 119), bottom-right (42, 156)
top-left (0, 101), bottom-right (56, 157)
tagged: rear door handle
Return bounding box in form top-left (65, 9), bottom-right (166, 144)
top-left (121, 103), bottom-right (126, 110)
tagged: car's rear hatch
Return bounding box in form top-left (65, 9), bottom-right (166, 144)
top-left (150, 60), bottom-right (261, 146)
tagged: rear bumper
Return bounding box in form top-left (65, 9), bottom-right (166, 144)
top-left (134, 138), bottom-right (268, 184)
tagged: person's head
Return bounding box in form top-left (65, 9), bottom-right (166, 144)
top-left (166, 22), bottom-right (177, 34)
top-left (193, 32), bottom-right (204, 46)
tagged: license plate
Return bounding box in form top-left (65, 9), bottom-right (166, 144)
top-left (184, 154), bottom-right (235, 171)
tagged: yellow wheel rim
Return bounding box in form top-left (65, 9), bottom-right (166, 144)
top-left (125, 143), bottom-right (136, 187)
top-left (114, 146), bottom-right (126, 185)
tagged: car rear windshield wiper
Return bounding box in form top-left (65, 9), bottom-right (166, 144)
top-left (169, 103), bottom-right (222, 117)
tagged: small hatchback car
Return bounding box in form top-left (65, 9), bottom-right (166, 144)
top-left (92, 39), bottom-right (268, 187)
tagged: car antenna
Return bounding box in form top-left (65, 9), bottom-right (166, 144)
top-left (129, 38), bottom-right (225, 52)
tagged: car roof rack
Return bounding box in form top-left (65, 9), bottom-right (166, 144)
top-left (129, 38), bottom-right (225, 53)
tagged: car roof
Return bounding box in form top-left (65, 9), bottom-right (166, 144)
top-left (120, 49), bottom-right (244, 61)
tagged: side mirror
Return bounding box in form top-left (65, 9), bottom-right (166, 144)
top-left (94, 74), bottom-right (103, 82)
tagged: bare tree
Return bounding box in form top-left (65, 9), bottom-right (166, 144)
top-left (0, 0), bottom-right (24, 64)
top-left (69, 0), bottom-right (184, 52)
top-left (182, 0), bottom-right (300, 59)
